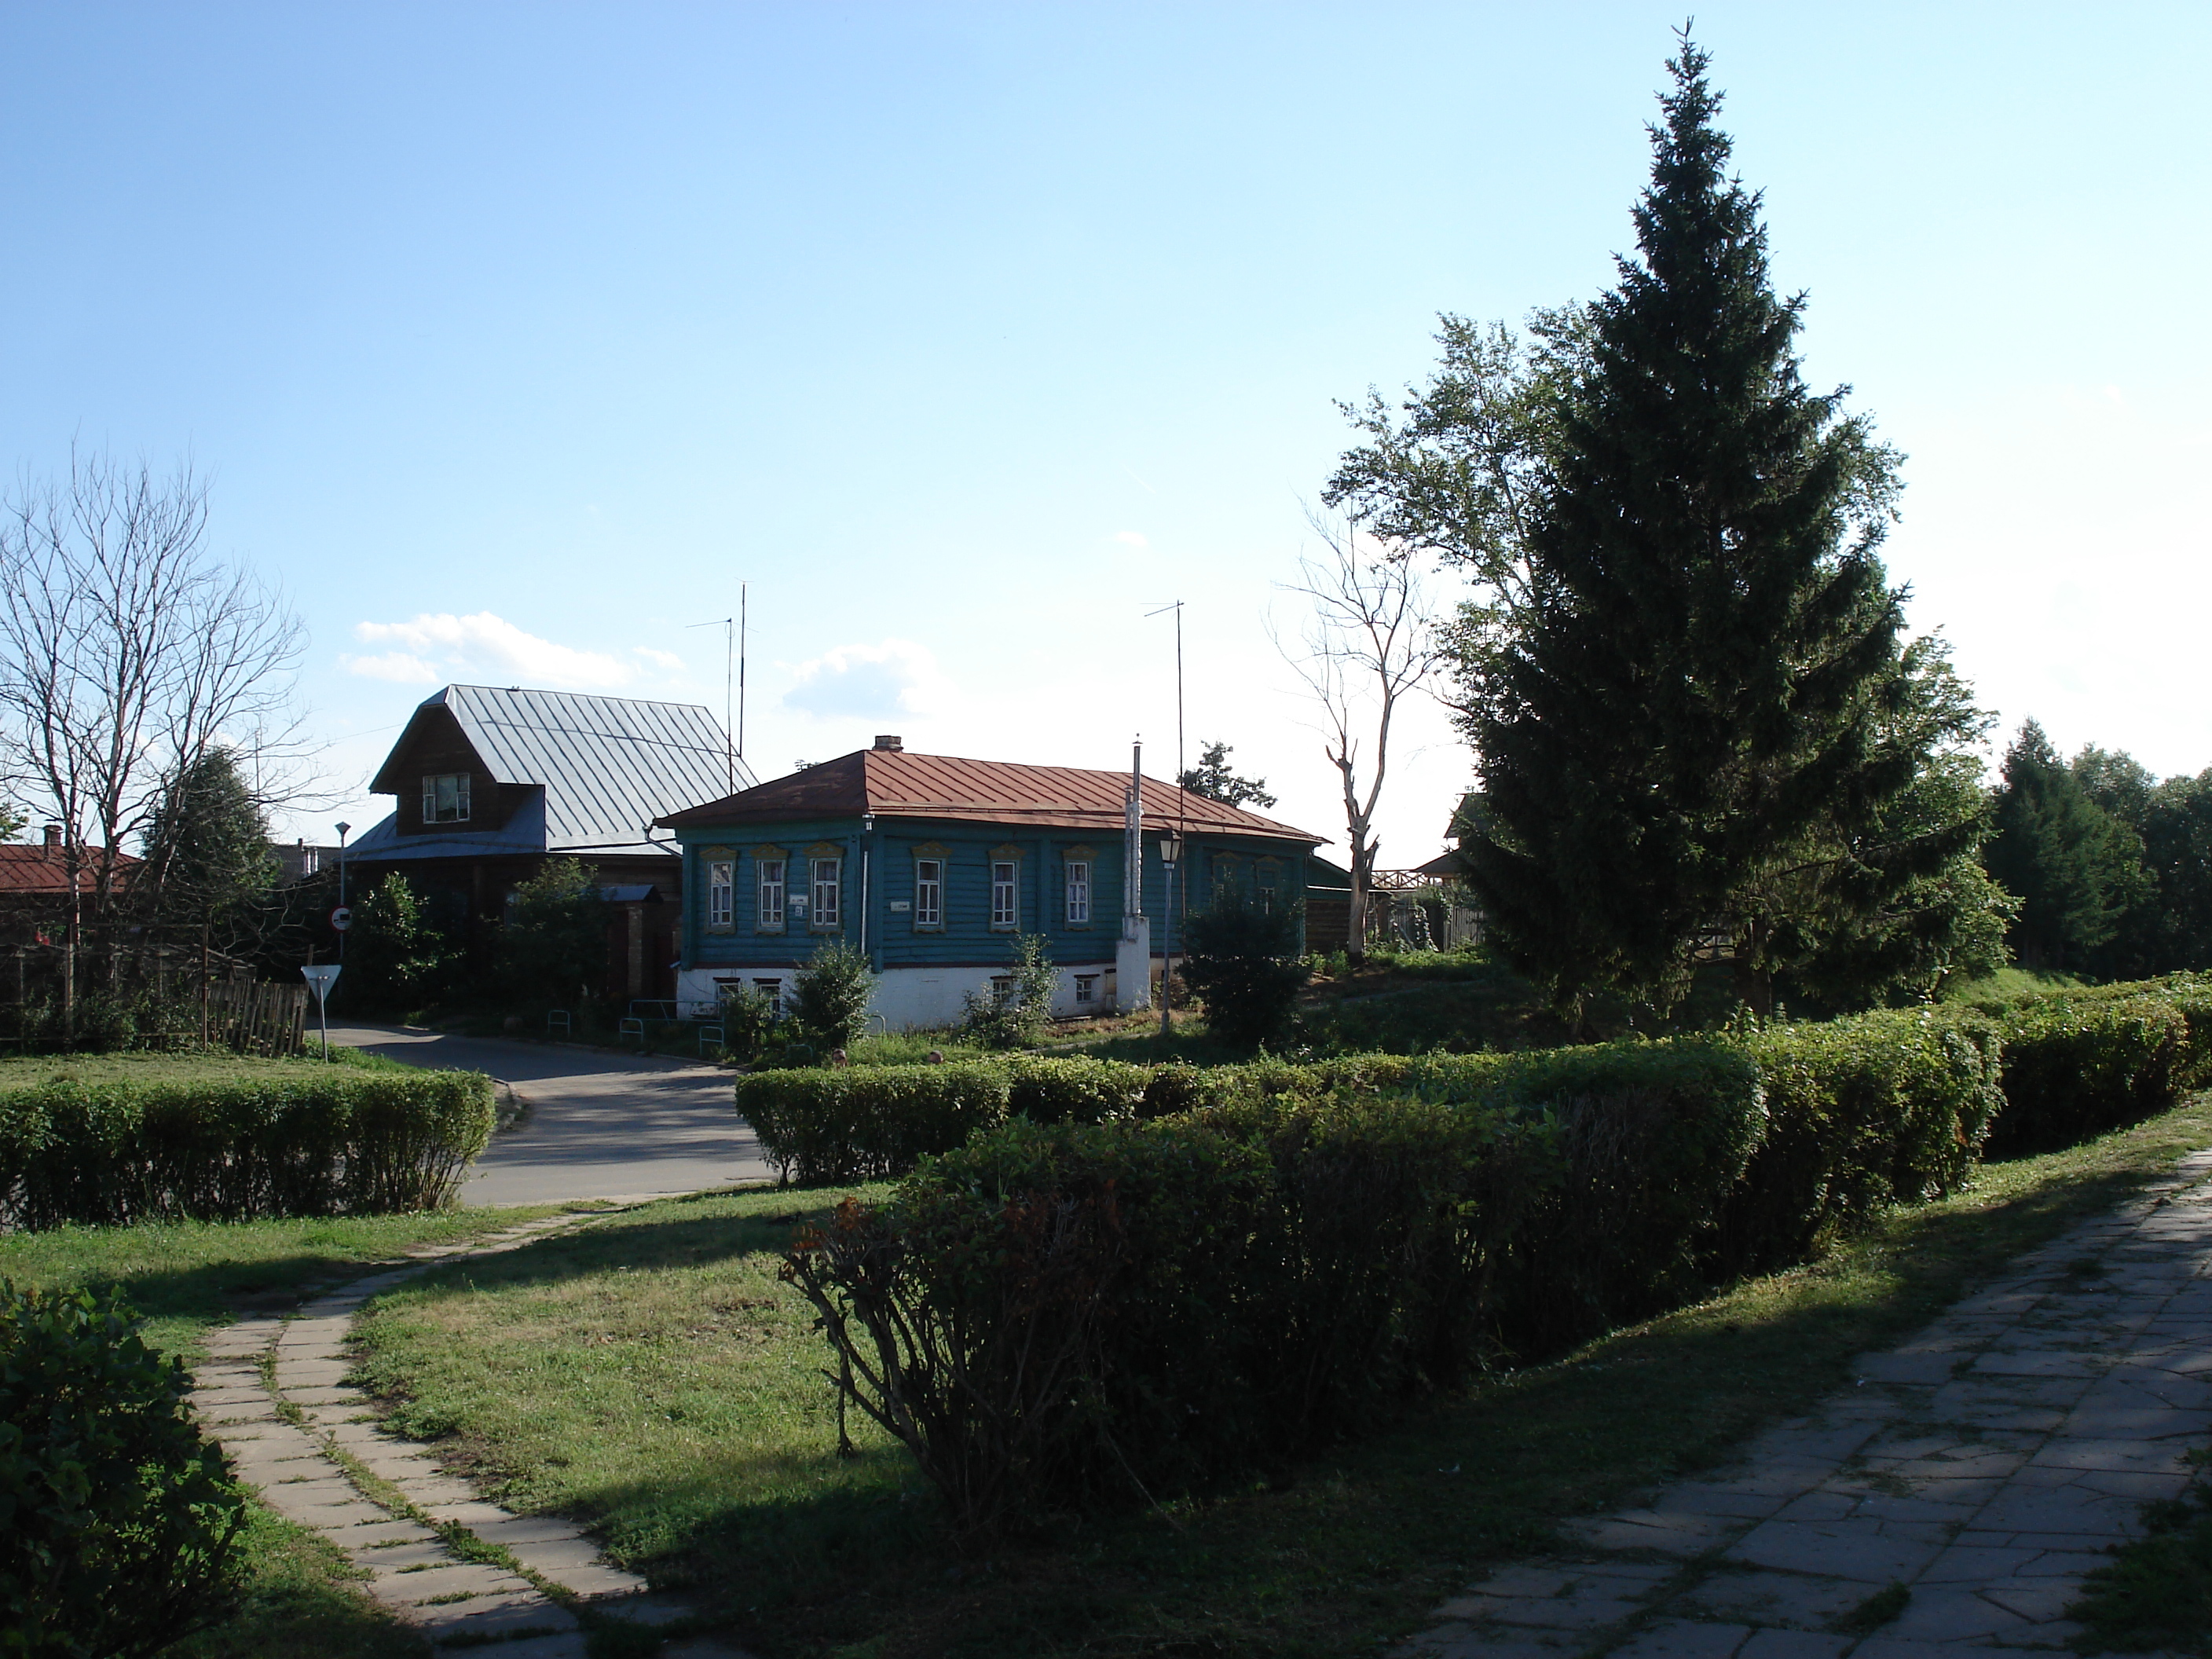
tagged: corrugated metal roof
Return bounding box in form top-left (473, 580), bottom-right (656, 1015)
top-left (370, 685), bottom-right (753, 853)
top-left (660, 747), bottom-right (1326, 845)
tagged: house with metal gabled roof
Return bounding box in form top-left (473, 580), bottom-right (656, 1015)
top-left (654, 734), bottom-right (1327, 1028)
top-left (348, 685), bottom-right (753, 1000)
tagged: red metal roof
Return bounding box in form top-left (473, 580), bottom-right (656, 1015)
top-left (657, 749), bottom-right (1325, 845)
top-left (0, 843), bottom-right (136, 895)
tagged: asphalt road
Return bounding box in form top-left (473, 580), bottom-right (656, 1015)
top-left (328, 1024), bottom-right (775, 1207)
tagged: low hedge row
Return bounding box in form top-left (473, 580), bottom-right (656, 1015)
top-left (771, 976), bottom-right (2210, 1537)
top-left (0, 1066), bottom-right (496, 1228)
top-left (783, 1037), bottom-right (1762, 1539)
top-left (739, 1055), bottom-right (1151, 1184)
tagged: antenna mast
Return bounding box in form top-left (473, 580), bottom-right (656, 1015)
top-left (687, 610), bottom-right (741, 796)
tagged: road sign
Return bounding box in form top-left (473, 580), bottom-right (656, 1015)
top-left (330, 906), bottom-right (353, 932)
top-left (301, 964), bottom-right (341, 1056)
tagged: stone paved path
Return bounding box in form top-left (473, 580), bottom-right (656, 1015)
top-left (1403, 1146), bottom-right (2212, 1659)
top-left (191, 1213), bottom-right (750, 1657)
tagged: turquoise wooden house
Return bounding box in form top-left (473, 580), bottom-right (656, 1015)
top-left (655, 735), bottom-right (1327, 1027)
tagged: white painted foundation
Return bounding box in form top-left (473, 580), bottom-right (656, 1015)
top-left (676, 961), bottom-right (1121, 1031)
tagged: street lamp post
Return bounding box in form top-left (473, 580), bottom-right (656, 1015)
top-left (1158, 830), bottom-right (1183, 1038)
top-left (334, 822), bottom-right (351, 959)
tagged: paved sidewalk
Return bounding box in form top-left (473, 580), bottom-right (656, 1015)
top-left (192, 1214), bottom-right (752, 1657)
top-left (1403, 1146), bottom-right (2212, 1659)
top-left (329, 1024), bottom-right (774, 1205)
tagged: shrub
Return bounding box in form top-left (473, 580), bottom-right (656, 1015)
top-left (1002, 1055), bottom-right (1150, 1124)
top-left (958, 935), bottom-right (1059, 1050)
top-left (786, 943), bottom-right (876, 1053)
top-left (1470, 1040), bottom-right (1766, 1353)
top-left (1720, 1007), bottom-right (2004, 1275)
top-left (1985, 994), bottom-right (2188, 1155)
top-left (0, 1065), bottom-right (496, 1229)
top-left (1179, 888), bottom-right (1311, 1048)
top-left (716, 983), bottom-right (781, 1061)
top-left (0, 1283), bottom-right (245, 1655)
top-left (738, 1061), bottom-right (1013, 1184)
top-left (782, 1036), bottom-right (1763, 1537)
top-left (782, 1101), bottom-right (1545, 1540)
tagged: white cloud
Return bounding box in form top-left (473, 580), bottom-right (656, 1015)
top-left (342, 613), bottom-right (634, 691)
top-left (1111, 529), bottom-right (1149, 548)
top-left (632, 646), bottom-right (686, 672)
top-left (782, 639), bottom-right (950, 720)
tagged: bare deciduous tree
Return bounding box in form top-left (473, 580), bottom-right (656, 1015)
top-left (1275, 514), bottom-right (1442, 959)
top-left (0, 452), bottom-right (306, 1016)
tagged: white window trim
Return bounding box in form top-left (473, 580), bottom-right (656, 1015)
top-left (421, 772), bottom-right (471, 824)
top-left (811, 856), bottom-right (842, 931)
top-left (756, 858), bottom-right (787, 934)
top-left (1064, 859), bottom-right (1091, 926)
top-left (706, 859), bottom-right (734, 930)
top-left (990, 858), bottom-right (1020, 932)
top-left (914, 857), bottom-right (943, 930)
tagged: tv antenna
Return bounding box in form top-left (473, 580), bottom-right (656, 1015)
top-left (687, 582), bottom-right (747, 796)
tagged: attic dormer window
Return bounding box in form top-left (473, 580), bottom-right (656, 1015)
top-left (423, 773), bottom-right (471, 824)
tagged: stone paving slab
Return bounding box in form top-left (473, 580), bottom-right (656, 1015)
top-left (1397, 1147), bottom-right (2212, 1657)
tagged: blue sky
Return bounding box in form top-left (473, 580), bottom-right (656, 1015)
top-left (2, 2), bottom-right (2205, 863)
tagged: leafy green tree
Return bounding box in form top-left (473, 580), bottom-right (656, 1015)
top-left (2071, 747), bottom-right (2212, 976)
top-left (789, 940), bottom-right (875, 1052)
top-left (347, 872), bottom-right (451, 1013)
top-left (1181, 885), bottom-right (1310, 1048)
top-left (1179, 741), bottom-right (1277, 809)
top-left (1983, 722), bottom-right (2145, 972)
top-left (1442, 37), bottom-right (1912, 1016)
top-left (137, 747), bottom-right (276, 952)
top-left (497, 858), bottom-right (607, 1005)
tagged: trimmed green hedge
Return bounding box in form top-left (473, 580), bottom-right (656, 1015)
top-left (738, 1056), bottom-right (1151, 1184)
top-left (1721, 1007), bottom-right (2003, 1274)
top-left (1983, 994), bottom-right (2188, 1157)
top-left (0, 1065), bottom-right (495, 1228)
top-left (782, 1038), bottom-right (1760, 1536)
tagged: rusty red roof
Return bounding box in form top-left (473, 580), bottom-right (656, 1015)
top-left (0, 843), bottom-right (137, 895)
top-left (657, 749), bottom-right (1325, 845)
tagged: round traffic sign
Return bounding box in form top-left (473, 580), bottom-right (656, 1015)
top-left (330, 906), bottom-right (353, 932)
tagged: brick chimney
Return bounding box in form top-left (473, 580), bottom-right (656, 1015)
top-left (873, 734), bottom-right (904, 752)
top-left (42, 824), bottom-right (61, 859)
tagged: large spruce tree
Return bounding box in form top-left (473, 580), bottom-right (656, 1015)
top-left (1984, 722), bottom-right (2145, 972)
top-left (1458, 37), bottom-right (1917, 1014)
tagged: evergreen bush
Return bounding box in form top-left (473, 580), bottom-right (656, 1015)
top-left (1178, 888), bottom-right (1310, 1048)
top-left (0, 1283), bottom-right (245, 1655)
top-left (0, 1065), bottom-right (495, 1228)
top-left (788, 943), bottom-right (876, 1053)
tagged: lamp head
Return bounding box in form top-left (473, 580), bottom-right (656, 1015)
top-left (1159, 830), bottom-right (1184, 867)
top-left (335, 821), bottom-right (351, 840)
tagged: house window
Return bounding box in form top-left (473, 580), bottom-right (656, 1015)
top-left (756, 858), bottom-right (786, 932)
top-left (914, 857), bottom-right (943, 930)
top-left (991, 859), bottom-right (1019, 931)
top-left (706, 860), bottom-right (734, 930)
top-left (1064, 859), bottom-right (1091, 926)
top-left (421, 773), bottom-right (471, 824)
top-left (753, 977), bottom-right (783, 1011)
top-left (1074, 973), bottom-right (1097, 1005)
top-left (811, 857), bottom-right (841, 930)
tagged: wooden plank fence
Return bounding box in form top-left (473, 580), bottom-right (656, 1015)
top-left (203, 976), bottom-right (309, 1057)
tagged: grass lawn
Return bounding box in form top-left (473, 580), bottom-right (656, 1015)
top-left (0, 1044), bottom-right (423, 1092)
top-left (349, 1093), bottom-right (2212, 1658)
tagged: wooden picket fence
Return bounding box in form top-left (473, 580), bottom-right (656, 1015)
top-left (203, 976), bottom-right (308, 1057)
